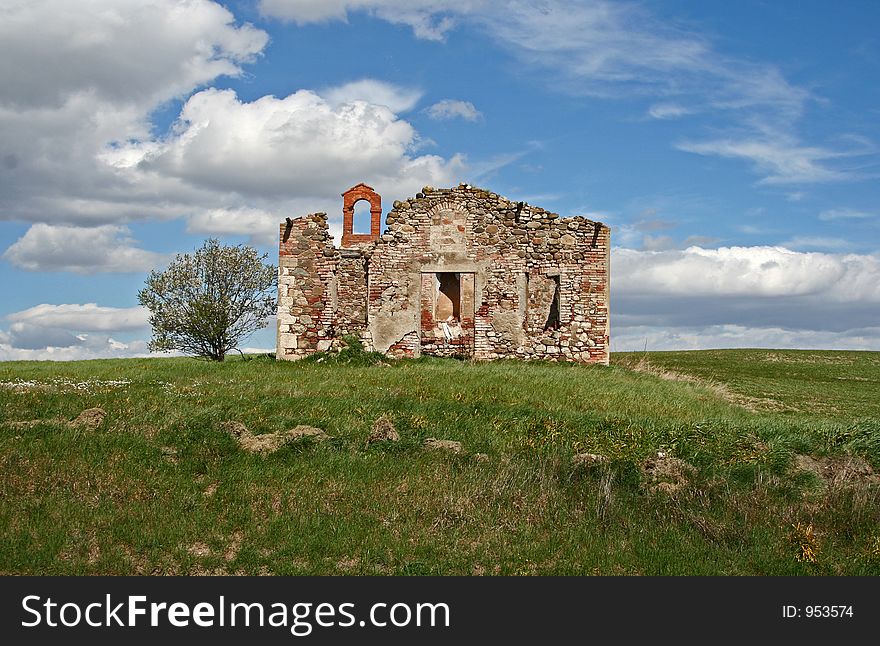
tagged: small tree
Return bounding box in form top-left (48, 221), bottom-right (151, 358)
top-left (138, 238), bottom-right (277, 361)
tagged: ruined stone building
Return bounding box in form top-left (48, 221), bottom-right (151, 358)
top-left (276, 183), bottom-right (610, 363)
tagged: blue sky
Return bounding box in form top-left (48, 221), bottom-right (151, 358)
top-left (1, 0), bottom-right (878, 359)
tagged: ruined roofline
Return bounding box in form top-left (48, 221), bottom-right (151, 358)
top-left (279, 211), bottom-right (372, 256)
top-left (284, 212), bottom-right (327, 225)
top-left (280, 184), bottom-right (610, 233)
top-left (393, 182), bottom-right (610, 231)
top-left (282, 211), bottom-right (328, 235)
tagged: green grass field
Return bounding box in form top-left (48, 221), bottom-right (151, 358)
top-left (1, 349), bottom-right (878, 575)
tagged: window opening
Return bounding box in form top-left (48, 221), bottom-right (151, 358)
top-left (544, 275), bottom-right (561, 330)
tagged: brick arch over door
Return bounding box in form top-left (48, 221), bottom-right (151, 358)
top-left (342, 183), bottom-right (382, 247)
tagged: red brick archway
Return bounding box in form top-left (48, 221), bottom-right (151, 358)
top-left (342, 183), bottom-right (381, 247)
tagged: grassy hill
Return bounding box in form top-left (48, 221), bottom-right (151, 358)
top-left (1, 349), bottom-right (878, 575)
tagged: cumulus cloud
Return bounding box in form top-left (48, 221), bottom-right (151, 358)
top-left (0, 303), bottom-right (151, 359)
top-left (321, 79), bottom-right (423, 113)
top-left (425, 100), bottom-right (482, 122)
top-left (0, 0), bottom-right (268, 227)
top-left (613, 246), bottom-right (880, 337)
top-left (0, 1), bottom-right (466, 269)
top-left (0, 0), bottom-right (266, 110)
top-left (186, 203), bottom-right (348, 246)
top-left (3, 224), bottom-right (167, 274)
top-left (7, 304), bottom-right (150, 332)
top-left (641, 234), bottom-right (677, 251)
top-left (123, 87), bottom-right (464, 206)
top-left (186, 207), bottom-right (282, 246)
top-left (615, 246), bottom-right (880, 301)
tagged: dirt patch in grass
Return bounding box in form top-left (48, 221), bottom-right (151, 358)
top-left (642, 453), bottom-right (697, 494)
top-left (187, 542), bottom-right (212, 558)
top-left (2, 407), bottom-right (107, 431)
top-left (793, 454), bottom-right (880, 487)
top-left (336, 556), bottom-right (360, 571)
top-left (424, 438), bottom-right (463, 454)
top-left (70, 408), bottom-right (106, 430)
top-left (222, 421), bottom-right (329, 454)
top-left (224, 531), bottom-right (243, 562)
top-left (368, 415), bottom-right (399, 443)
top-left (762, 352), bottom-right (856, 366)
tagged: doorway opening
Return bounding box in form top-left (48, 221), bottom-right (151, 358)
top-left (435, 273), bottom-right (461, 322)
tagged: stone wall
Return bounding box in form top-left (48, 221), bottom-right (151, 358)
top-left (276, 214), bottom-right (365, 359)
top-left (277, 183), bottom-right (610, 364)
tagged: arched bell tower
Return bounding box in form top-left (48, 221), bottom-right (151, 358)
top-left (341, 182), bottom-right (382, 247)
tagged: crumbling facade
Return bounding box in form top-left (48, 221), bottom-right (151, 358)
top-left (277, 183), bottom-right (610, 363)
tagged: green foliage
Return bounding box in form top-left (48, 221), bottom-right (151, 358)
top-left (301, 334), bottom-right (387, 366)
top-left (341, 334), bottom-right (364, 352)
top-left (138, 239), bottom-right (276, 361)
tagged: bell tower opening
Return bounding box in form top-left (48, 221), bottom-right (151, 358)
top-left (342, 182), bottom-right (382, 247)
top-left (352, 200), bottom-right (372, 235)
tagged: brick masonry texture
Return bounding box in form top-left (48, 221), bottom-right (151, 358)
top-left (277, 183), bottom-right (610, 364)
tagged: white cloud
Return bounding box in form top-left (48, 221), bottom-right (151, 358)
top-left (126, 86), bottom-right (464, 205)
top-left (612, 324), bottom-right (880, 352)
top-left (426, 100), bottom-right (482, 122)
top-left (819, 208), bottom-right (876, 221)
top-left (7, 304), bottom-right (149, 331)
top-left (1, 0), bottom-right (467, 271)
top-left (0, 337), bottom-right (151, 362)
top-left (615, 246), bottom-right (880, 301)
top-left (675, 136), bottom-right (860, 185)
top-left (613, 246), bottom-right (880, 340)
top-left (647, 103), bottom-right (694, 120)
top-left (1, 303), bottom-right (150, 357)
top-left (259, 0), bottom-right (487, 40)
top-left (0, 0), bottom-right (269, 228)
top-left (3, 224), bottom-right (166, 274)
top-left (321, 79), bottom-right (423, 113)
top-left (0, 0), bottom-right (267, 110)
top-left (95, 81), bottom-right (464, 246)
top-left (682, 235), bottom-right (719, 247)
top-left (187, 207), bottom-right (281, 244)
